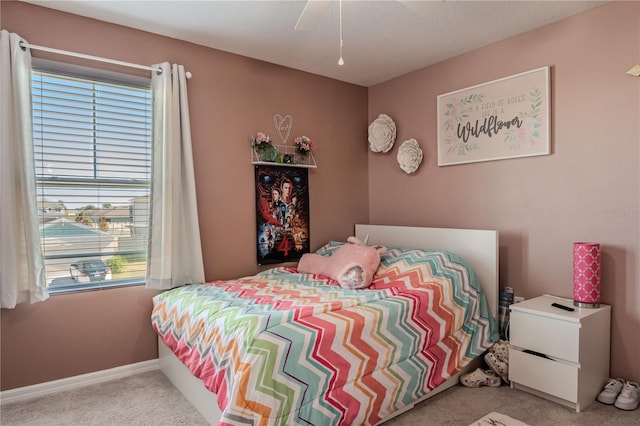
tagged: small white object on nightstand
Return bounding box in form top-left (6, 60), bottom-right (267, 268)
top-left (509, 294), bottom-right (611, 412)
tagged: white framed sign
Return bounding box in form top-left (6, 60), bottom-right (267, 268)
top-left (437, 67), bottom-right (550, 166)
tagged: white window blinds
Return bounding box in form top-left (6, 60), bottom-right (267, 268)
top-left (32, 69), bottom-right (152, 291)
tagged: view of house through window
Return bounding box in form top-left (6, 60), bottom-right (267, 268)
top-left (32, 67), bottom-right (152, 291)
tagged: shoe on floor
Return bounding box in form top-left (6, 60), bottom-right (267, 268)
top-left (489, 340), bottom-right (509, 363)
top-left (614, 381), bottom-right (640, 411)
top-left (460, 368), bottom-right (501, 388)
top-left (485, 352), bottom-right (509, 383)
top-left (597, 378), bottom-right (625, 404)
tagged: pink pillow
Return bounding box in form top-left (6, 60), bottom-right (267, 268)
top-left (297, 237), bottom-right (386, 289)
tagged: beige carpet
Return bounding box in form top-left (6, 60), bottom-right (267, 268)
top-left (1, 371), bottom-right (208, 425)
top-left (385, 383), bottom-right (640, 426)
top-left (2, 370), bottom-right (639, 425)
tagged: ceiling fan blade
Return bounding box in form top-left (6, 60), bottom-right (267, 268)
top-left (295, 0), bottom-right (332, 31)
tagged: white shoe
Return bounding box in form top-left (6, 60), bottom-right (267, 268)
top-left (485, 352), bottom-right (508, 383)
top-left (460, 368), bottom-right (501, 388)
top-left (597, 378), bottom-right (624, 404)
top-left (489, 340), bottom-right (509, 363)
top-left (614, 381), bottom-right (640, 411)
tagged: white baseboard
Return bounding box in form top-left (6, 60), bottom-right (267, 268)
top-left (0, 358), bottom-right (160, 405)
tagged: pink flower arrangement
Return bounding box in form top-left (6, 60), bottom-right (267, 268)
top-left (251, 131), bottom-right (271, 149)
top-left (294, 135), bottom-right (316, 155)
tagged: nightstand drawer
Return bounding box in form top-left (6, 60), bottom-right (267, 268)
top-left (510, 349), bottom-right (578, 403)
top-left (510, 311), bottom-right (579, 362)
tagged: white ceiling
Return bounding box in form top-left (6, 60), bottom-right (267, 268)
top-left (20, 0), bottom-right (606, 87)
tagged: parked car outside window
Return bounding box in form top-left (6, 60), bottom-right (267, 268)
top-left (69, 261), bottom-right (112, 283)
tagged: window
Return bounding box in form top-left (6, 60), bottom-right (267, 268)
top-left (32, 63), bottom-right (152, 292)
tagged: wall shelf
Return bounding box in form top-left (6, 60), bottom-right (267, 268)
top-left (251, 144), bottom-right (317, 169)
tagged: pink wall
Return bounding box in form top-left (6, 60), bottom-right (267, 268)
top-left (1, 2), bottom-right (368, 390)
top-left (368, 2), bottom-right (639, 382)
top-left (0, 286), bottom-right (161, 389)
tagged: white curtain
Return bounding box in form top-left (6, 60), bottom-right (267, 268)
top-left (0, 30), bottom-right (48, 308)
top-left (146, 62), bottom-right (205, 289)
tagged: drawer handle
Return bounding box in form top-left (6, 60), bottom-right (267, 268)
top-left (523, 349), bottom-right (551, 360)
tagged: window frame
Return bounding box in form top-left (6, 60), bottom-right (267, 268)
top-left (32, 58), bottom-right (152, 294)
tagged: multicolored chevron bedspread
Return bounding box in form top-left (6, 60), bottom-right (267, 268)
top-left (152, 245), bottom-right (498, 425)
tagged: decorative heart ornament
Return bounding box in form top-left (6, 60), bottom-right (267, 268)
top-left (273, 114), bottom-right (292, 144)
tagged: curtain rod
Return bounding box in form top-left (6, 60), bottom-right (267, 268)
top-left (19, 41), bottom-right (192, 79)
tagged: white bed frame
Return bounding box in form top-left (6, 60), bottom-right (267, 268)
top-left (158, 224), bottom-right (499, 425)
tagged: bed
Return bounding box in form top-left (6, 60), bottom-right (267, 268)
top-left (152, 224), bottom-right (499, 425)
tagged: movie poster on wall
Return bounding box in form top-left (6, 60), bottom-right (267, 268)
top-left (437, 66), bottom-right (550, 166)
top-left (255, 165), bottom-right (310, 265)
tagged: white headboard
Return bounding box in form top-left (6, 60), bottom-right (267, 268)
top-left (355, 224), bottom-right (499, 318)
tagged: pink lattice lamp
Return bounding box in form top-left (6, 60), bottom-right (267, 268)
top-left (573, 242), bottom-right (601, 308)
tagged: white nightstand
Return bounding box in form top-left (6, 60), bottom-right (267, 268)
top-left (509, 294), bottom-right (611, 412)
